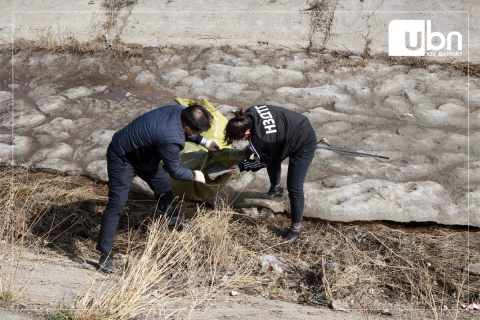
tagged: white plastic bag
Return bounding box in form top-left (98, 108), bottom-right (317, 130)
top-left (259, 254), bottom-right (290, 274)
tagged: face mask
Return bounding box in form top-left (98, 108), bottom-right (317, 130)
top-left (185, 126), bottom-right (197, 139)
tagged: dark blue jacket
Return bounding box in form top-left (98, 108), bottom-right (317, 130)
top-left (110, 104), bottom-right (194, 181)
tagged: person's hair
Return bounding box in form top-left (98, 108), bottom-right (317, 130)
top-left (224, 109), bottom-right (251, 145)
top-left (181, 105), bottom-right (212, 132)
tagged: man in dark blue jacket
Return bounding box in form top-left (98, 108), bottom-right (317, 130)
top-left (97, 104), bottom-right (218, 272)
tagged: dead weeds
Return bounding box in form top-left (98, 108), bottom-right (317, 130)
top-left (4, 37), bottom-right (478, 78)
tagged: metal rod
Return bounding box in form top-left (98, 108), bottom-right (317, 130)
top-left (317, 145), bottom-right (390, 160)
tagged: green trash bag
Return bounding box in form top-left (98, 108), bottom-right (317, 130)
top-left (174, 97), bottom-right (231, 150)
top-left (169, 98), bottom-right (246, 201)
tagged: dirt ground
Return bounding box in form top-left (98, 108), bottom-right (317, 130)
top-left (0, 249), bottom-right (448, 320)
top-left (0, 250), bottom-right (368, 320)
top-left (0, 232), bottom-right (478, 320)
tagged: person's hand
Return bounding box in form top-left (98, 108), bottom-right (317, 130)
top-left (193, 170), bottom-right (206, 184)
top-left (201, 138), bottom-right (220, 152)
top-left (243, 147), bottom-right (253, 157)
top-left (205, 140), bottom-right (220, 152)
top-left (228, 164), bottom-right (240, 175)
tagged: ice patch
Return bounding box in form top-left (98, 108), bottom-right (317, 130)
top-left (319, 121), bottom-right (353, 133)
top-left (161, 68), bottom-right (189, 86)
top-left (0, 91), bottom-right (12, 103)
top-left (129, 66), bottom-right (143, 74)
top-left (34, 159), bottom-right (83, 175)
top-left (93, 85), bottom-right (109, 93)
top-left (61, 86), bottom-right (95, 100)
top-left (135, 70), bottom-right (156, 85)
top-left (2, 109), bottom-right (46, 132)
top-left (28, 84), bottom-right (58, 101)
top-left (415, 103), bottom-right (467, 128)
top-left (214, 83), bottom-right (248, 100)
top-left (299, 180), bottom-right (459, 224)
top-left (73, 130), bottom-right (115, 165)
top-left (274, 85), bottom-right (352, 109)
top-left (0, 135), bottom-right (34, 164)
top-left (85, 160), bottom-right (108, 181)
top-left (35, 96), bottom-right (68, 115)
top-left (179, 76), bottom-right (204, 89)
top-left (29, 143), bottom-right (74, 164)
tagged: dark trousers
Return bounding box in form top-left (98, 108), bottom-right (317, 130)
top-left (266, 126), bottom-right (317, 224)
top-left (96, 145), bottom-right (175, 254)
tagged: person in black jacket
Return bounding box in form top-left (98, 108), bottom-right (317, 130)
top-left (225, 105), bottom-right (317, 244)
top-left (97, 104), bottom-right (219, 273)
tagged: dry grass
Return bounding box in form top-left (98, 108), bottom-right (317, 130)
top-left (1, 167), bottom-right (479, 319)
top-left (0, 168), bottom-right (34, 303)
top-left (73, 207), bottom-right (256, 320)
top-left (306, 48), bottom-right (480, 77)
top-left (12, 33), bottom-right (149, 59)
top-left (4, 34), bottom-right (478, 78)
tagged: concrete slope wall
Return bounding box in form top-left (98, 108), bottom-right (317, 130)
top-left (1, 0), bottom-right (478, 62)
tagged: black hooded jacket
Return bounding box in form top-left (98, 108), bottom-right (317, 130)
top-left (238, 105), bottom-right (312, 172)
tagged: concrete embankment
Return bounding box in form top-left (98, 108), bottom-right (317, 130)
top-left (1, 0), bottom-right (477, 62)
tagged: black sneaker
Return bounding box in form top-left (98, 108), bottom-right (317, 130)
top-left (261, 182), bottom-right (285, 199)
top-left (98, 252), bottom-right (115, 273)
top-left (167, 215), bottom-right (196, 231)
top-left (281, 228), bottom-right (302, 244)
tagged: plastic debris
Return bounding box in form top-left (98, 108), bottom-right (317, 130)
top-left (323, 261), bottom-right (344, 271)
top-left (462, 303), bottom-right (480, 310)
top-left (231, 290), bottom-right (238, 296)
top-left (19, 303), bottom-right (28, 308)
top-left (115, 253), bottom-right (125, 259)
top-left (357, 236), bottom-right (367, 244)
top-left (157, 285), bottom-right (163, 291)
top-left (259, 254), bottom-right (291, 274)
top-left (332, 299), bottom-right (350, 312)
top-left (465, 263), bottom-right (480, 275)
top-left (239, 207), bottom-right (258, 216)
top-left (125, 92), bottom-right (133, 97)
top-left (315, 299), bottom-right (329, 306)
top-left (221, 275), bottom-right (229, 281)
